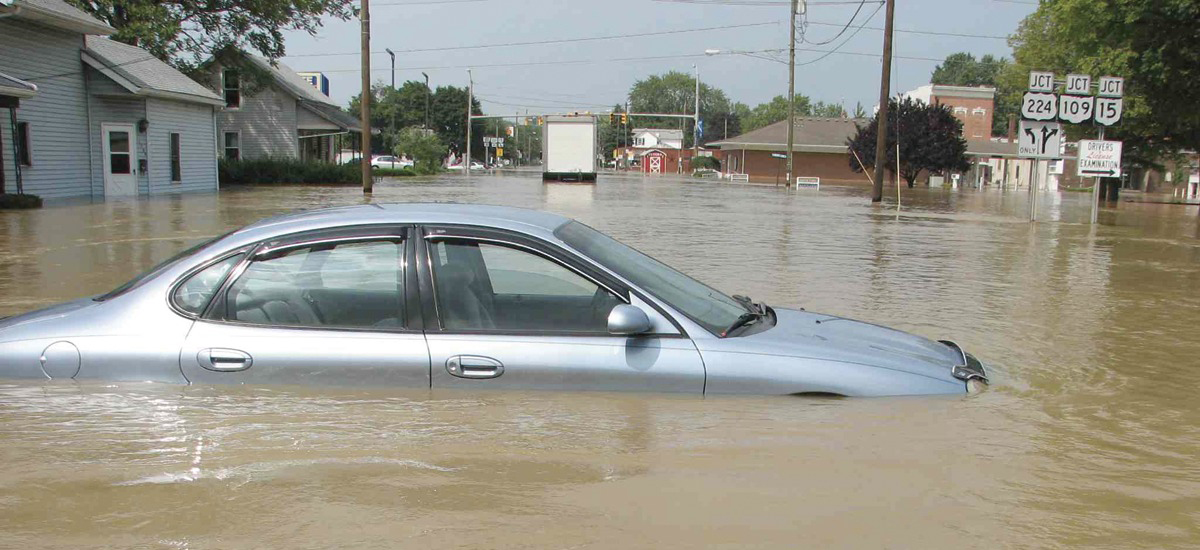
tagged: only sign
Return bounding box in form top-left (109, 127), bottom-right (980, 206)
top-left (1022, 92), bottom-right (1058, 121)
top-left (1059, 95), bottom-right (1094, 124)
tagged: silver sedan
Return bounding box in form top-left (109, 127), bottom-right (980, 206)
top-left (0, 204), bottom-right (988, 396)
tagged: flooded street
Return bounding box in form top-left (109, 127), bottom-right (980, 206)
top-left (2, 173), bottom-right (1199, 548)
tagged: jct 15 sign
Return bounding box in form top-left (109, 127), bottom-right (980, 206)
top-left (1095, 97), bottom-right (1123, 125)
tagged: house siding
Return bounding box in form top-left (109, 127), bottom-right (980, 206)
top-left (0, 19), bottom-right (93, 198)
top-left (146, 98), bottom-right (217, 193)
top-left (211, 73), bottom-right (298, 159)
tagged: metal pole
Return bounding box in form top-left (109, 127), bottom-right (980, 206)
top-left (1090, 125), bottom-right (1104, 224)
top-left (466, 68), bottom-right (473, 176)
top-left (693, 63), bottom-right (700, 169)
top-left (1030, 160), bottom-right (1039, 222)
top-left (386, 48), bottom-right (395, 89)
top-left (871, 0), bottom-right (895, 202)
top-left (359, 0), bottom-right (373, 194)
top-left (785, 0), bottom-right (798, 188)
top-left (422, 72), bottom-right (431, 131)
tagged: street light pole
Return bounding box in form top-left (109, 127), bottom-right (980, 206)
top-left (466, 68), bottom-right (473, 176)
top-left (359, 0), bottom-right (372, 194)
top-left (693, 63), bottom-right (700, 167)
top-left (385, 48), bottom-right (395, 89)
top-left (785, 0), bottom-right (799, 188)
top-left (422, 72), bottom-right (431, 131)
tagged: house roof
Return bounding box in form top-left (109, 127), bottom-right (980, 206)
top-left (0, 71), bottom-right (38, 99)
top-left (709, 117), bottom-right (866, 154)
top-left (239, 54), bottom-right (359, 130)
top-left (633, 128), bottom-right (683, 140)
top-left (83, 36), bottom-right (224, 106)
top-left (299, 99), bottom-right (361, 131)
top-left (0, 0), bottom-right (114, 35)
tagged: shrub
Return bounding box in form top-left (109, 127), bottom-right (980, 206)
top-left (0, 193), bottom-right (43, 210)
top-left (219, 158), bottom-right (361, 185)
top-left (691, 156), bottom-right (720, 171)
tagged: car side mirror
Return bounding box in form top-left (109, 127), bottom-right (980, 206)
top-left (607, 304), bottom-right (652, 336)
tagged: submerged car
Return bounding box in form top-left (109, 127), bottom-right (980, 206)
top-left (0, 204), bottom-right (987, 396)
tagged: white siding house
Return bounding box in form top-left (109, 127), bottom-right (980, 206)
top-left (0, 0), bottom-right (221, 200)
top-left (199, 53), bottom-right (360, 163)
top-left (631, 128), bottom-right (684, 150)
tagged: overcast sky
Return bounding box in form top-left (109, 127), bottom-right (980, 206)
top-left (280, 0), bottom-right (1037, 117)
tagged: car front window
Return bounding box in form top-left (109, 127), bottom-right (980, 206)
top-left (554, 221), bottom-right (746, 336)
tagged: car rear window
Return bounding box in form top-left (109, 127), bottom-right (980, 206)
top-left (95, 232), bottom-right (233, 302)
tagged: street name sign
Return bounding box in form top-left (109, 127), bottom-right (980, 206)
top-left (1098, 76), bottom-right (1124, 98)
top-left (1058, 95), bottom-right (1094, 123)
top-left (1028, 71), bottom-right (1055, 93)
top-left (1077, 139), bottom-right (1123, 177)
top-left (1094, 97), bottom-right (1123, 125)
top-left (771, 152), bottom-right (787, 159)
top-left (1018, 120), bottom-right (1063, 159)
top-left (1022, 92), bottom-right (1058, 121)
top-left (1064, 74), bottom-right (1091, 95)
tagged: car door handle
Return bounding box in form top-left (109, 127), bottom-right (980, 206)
top-left (198, 348), bottom-right (253, 372)
top-left (446, 355), bottom-right (504, 379)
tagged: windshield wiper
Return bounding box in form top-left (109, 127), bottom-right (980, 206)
top-left (722, 310), bottom-right (763, 337)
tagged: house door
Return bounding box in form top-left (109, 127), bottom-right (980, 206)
top-left (102, 123), bottom-right (137, 197)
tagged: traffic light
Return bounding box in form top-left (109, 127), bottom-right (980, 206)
top-left (609, 113), bottom-right (617, 124)
top-left (621, 113), bottom-right (628, 125)
top-left (537, 116), bottom-right (544, 125)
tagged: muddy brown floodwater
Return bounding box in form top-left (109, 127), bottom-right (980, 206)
top-left (2, 172), bottom-right (1199, 549)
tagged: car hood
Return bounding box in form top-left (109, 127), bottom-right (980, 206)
top-left (741, 307), bottom-right (964, 382)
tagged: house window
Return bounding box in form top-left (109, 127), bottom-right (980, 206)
top-left (972, 107), bottom-right (987, 116)
top-left (16, 122), bottom-right (31, 166)
top-left (224, 132), bottom-right (240, 160)
top-left (223, 69), bottom-right (241, 108)
top-left (953, 106), bottom-right (968, 115)
top-left (170, 133), bottom-right (182, 182)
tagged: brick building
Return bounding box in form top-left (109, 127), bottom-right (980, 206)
top-left (708, 117), bottom-right (871, 185)
top-left (900, 85), bottom-right (996, 140)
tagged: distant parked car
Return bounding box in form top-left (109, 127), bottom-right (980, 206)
top-left (447, 162), bottom-right (485, 171)
top-left (0, 204), bottom-right (988, 396)
top-left (371, 155), bottom-right (413, 170)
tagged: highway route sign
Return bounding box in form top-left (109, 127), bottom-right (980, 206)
top-left (1022, 92), bottom-right (1058, 121)
top-left (1077, 140), bottom-right (1123, 178)
top-left (1028, 71), bottom-right (1055, 93)
top-left (1094, 97), bottom-right (1123, 125)
top-left (1018, 120), bottom-right (1063, 159)
top-left (1064, 74), bottom-right (1091, 95)
top-left (1058, 95), bottom-right (1094, 124)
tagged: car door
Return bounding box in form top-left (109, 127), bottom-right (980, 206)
top-left (418, 226), bottom-right (705, 393)
top-left (179, 226), bottom-right (430, 386)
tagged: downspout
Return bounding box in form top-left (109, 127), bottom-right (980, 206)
top-left (212, 105), bottom-right (219, 190)
top-left (1, 7), bottom-right (22, 194)
top-left (83, 62), bottom-right (96, 197)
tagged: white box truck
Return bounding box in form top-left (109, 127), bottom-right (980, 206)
top-left (542, 114), bottom-right (598, 182)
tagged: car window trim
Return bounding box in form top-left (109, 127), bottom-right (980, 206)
top-left (419, 226), bottom-right (682, 337)
top-left (202, 227), bottom-right (418, 333)
top-left (166, 247), bottom-right (250, 320)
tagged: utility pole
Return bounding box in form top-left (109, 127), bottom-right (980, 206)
top-left (785, 0), bottom-right (801, 187)
top-left (359, 0), bottom-right (373, 194)
top-left (422, 72), bottom-right (431, 131)
top-left (871, 0), bottom-right (895, 202)
top-left (466, 68), bottom-right (473, 175)
top-left (693, 63), bottom-right (701, 167)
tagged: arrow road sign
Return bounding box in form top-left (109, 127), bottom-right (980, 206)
top-left (1059, 95), bottom-right (1094, 124)
top-left (1022, 92), bottom-right (1058, 121)
top-left (1018, 120), bottom-right (1063, 159)
top-left (1077, 139), bottom-right (1123, 177)
top-left (1094, 97), bottom-right (1123, 125)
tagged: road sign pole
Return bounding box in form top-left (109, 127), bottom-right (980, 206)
top-left (1090, 125), bottom-right (1104, 224)
top-left (1030, 159), bottom-right (1039, 222)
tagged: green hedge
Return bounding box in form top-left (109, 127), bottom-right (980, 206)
top-left (218, 158), bottom-right (418, 185)
top-left (0, 193), bottom-right (42, 210)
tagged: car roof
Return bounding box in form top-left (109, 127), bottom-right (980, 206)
top-left (230, 203), bottom-right (573, 245)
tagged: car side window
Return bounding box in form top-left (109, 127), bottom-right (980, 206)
top-left (173, 254), bottom-right (243, 316)
top-left (429, 240), bottom-right (620, 332)
top-left (224, 239), bottom-right (405, 329)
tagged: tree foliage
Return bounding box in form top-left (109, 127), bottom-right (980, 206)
top-left (846, 97), bottom-right (970, 187)
top-left (628, 71), bottom-right (736, 147)
top-left (393, 128), bottom-right (445, 174)
top-left (739, 94), bottom-right (846, 133)
top-left (598, 104), bottom-right (633, 157)
top-left (1006, 0), bottom-right (1200, 164)
top-left (349, 83), bottom-right (484, 159)
top-left (68, 0), bottom-right (355, 69)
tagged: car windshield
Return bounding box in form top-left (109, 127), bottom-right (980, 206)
top-left (94, 232), bottom-right (232, 302)
top-left (554, 221), bottom-right (747, 335)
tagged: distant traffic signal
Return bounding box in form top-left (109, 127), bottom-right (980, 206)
top-left (621, 113), bottom-right (628, 125)
top-left (609, 113), bottom-right (617, 124)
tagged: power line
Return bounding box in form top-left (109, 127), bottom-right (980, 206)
top-left (794, 0), bottom-right (885, 66)
top-left (652, 0), bottom-right (879, 5)
top-left (801, 0), bottom-right (867, 45)
top-left (284, 20), bottom-right (780, 59)
top-left (805, 19), bottom-right (1009, 39)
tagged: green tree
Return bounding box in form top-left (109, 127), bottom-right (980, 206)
top-left (598, 105), bottom-right (633, 158)
top-left (846, 97), bottom-right (970, 187)
top-left (740, 94), bottom-right (845, 133)
top-left (393, 128), bottom-right (444, 174)
top-left (430, 86), bottom-right (484, 160)
top-left (1006, 0), bottom-right (1200, 165)
top-left (348, 80), bottom-right (434, 155)
top-left (628, 71), bottom-right (734, 147)
top-left (67, 0), bottom-right (354, 69)
top-left (930, 52), bottom-right (1017, 137)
